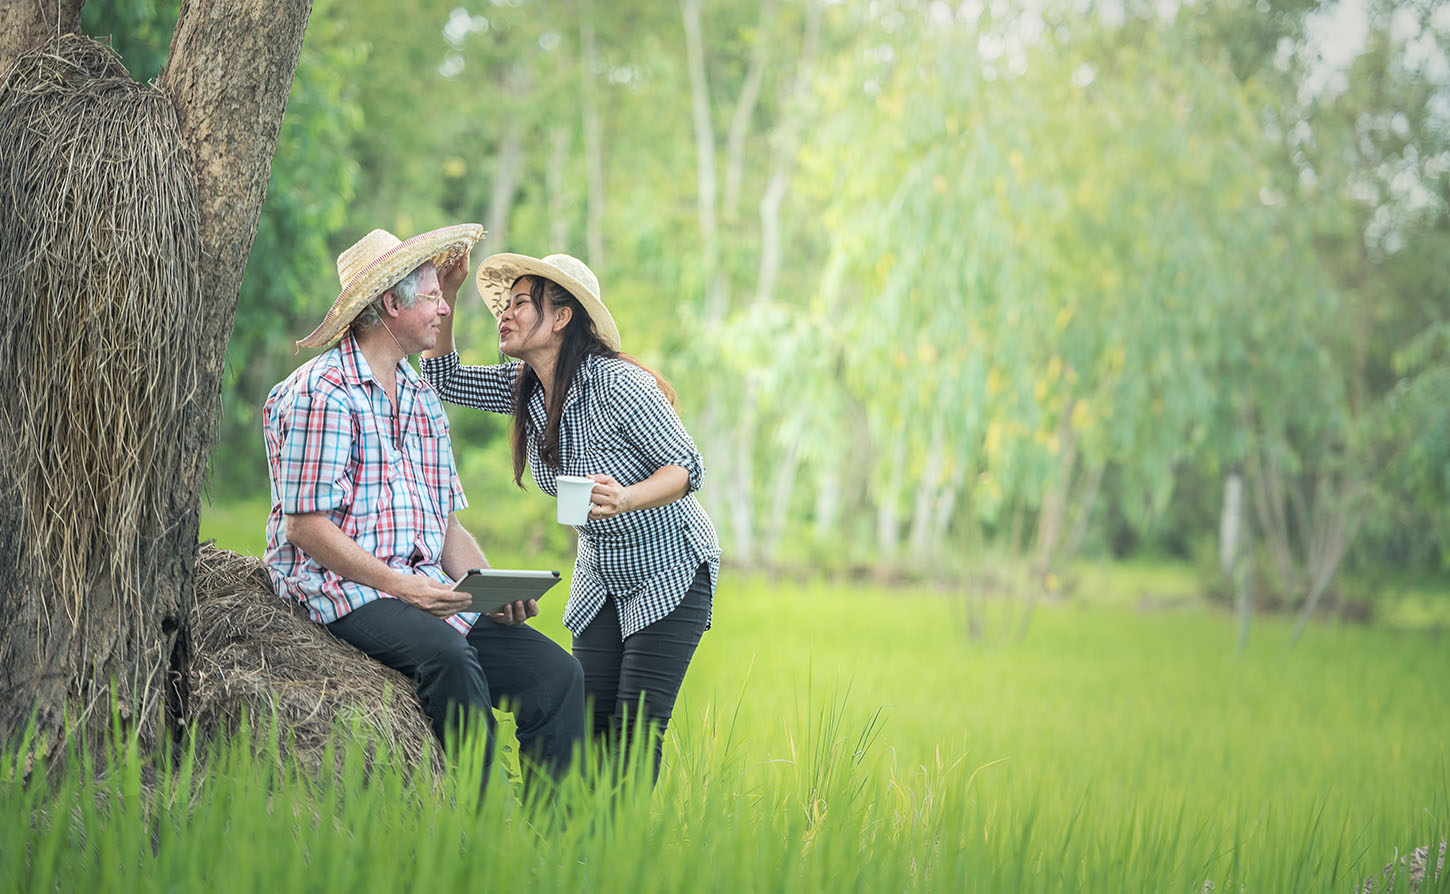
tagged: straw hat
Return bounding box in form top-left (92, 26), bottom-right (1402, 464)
top-left (475, 253), bottom-right (622, 352)
top-left (297, 223), bottom-right (487, 349)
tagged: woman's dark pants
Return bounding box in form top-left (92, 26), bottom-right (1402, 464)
top-left (328, 598), bottom-right (586, 783)
top-left (571, 563), bottom-right (712, 784)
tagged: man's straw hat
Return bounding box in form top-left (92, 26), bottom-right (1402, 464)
top-left (474, 252), bottom-right (621, 351)
top-left (297, 223), bottom-right (487, 349)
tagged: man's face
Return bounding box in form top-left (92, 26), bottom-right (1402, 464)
top-left (390, 263), bottom-right (449, 353)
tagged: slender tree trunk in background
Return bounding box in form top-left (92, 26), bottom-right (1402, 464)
top-left (1031, 404), bottom-right (1078, 580)
top-left (680, 0), bottom-right (736, 553)
top-left (753, 0), bottom-right (819, 307)
top-left (1219, 469), bottom-right (1245, 577)
top-left (546, 125), bottom-right (569, 252)
top-left (761, 438), bottom-right (802, 564)
top-left (681, 0), bottom-right (722, 323)
top-left (875, 431), bottom-right (908, 564)
top-left (579, 0), bottom-right (604, 269)
top-left (486, 112), bottom-right (524, 251)
top-left (908, 425), bottom-right (945, 559)
top-left (722, 0), bottom-right (774, 221)
top-left (727, 404), bottom-right (758, 564)
top-left (1246, 444), bottom-right (1299, 596)
top-left (1061, 458), bottom-right (1105, 562)
top-left (813, 449), bottom-right (842, 544)
top-left (1220, 468), bottom-right (1252, 651)
top-left (1018, 403), bottom-right (1077, 641)
top-left (0, 0), bottom-right (311, 756)
top-left (1288, 476), bottom-right (1363, 646)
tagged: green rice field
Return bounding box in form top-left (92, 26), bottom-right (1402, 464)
top-left (2, 505), bottom-right (1446, 892)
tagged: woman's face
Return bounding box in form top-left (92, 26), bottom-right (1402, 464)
top-left (497, 277), bottom-right (560, 358)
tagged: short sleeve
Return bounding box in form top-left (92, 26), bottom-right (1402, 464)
top-left (277, 388), bottom-right (355, 515)
top-left (614, 366), bottom-right (706, 492)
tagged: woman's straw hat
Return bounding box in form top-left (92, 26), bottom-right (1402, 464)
top-left (475, 253), bottom-right (622, 352)
top-left (297, 223), bottom-right (487, 349)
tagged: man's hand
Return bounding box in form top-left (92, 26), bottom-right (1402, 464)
top-left (390, 573), bottom-right (471, 619)
top-left (439, 246), bottom-right (471, 305)
top-left (487, 599), bottom-right (539, 627)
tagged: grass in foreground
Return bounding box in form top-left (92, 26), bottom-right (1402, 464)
top-left (5, 563), bottom-right (1449, 891)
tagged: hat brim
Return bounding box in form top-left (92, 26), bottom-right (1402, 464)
top-left (475, 253), bottom-right (622, 352)
top-left (297, 223), bottom-right (486, 349)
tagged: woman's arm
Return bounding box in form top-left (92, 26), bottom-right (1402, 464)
top-left (418, 249), bottom-right (519, 413)
top-left (419, 352), bottom-right (519, 414)
top-left (585, 466), bottom-right (689, 519)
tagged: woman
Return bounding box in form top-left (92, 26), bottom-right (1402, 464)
top-left (421, 252), bottom-right (720, 783)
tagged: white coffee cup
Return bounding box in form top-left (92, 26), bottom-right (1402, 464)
top-left (555, 475), bottom-right (596, 525)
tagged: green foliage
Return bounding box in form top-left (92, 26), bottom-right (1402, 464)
top-left (5, 574), bottom-right (1450, 889)
top-left (87, 0), bottom-right (1450, 583)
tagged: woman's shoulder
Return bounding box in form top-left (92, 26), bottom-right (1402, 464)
top-left (588, 353), bottom-right (655, 389)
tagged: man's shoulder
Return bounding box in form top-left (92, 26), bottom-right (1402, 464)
top-left (266, 349), bottom-right (355, 415)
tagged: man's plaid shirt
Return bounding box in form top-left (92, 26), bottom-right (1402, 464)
top-left (263, 332), bottom-right (476, 634)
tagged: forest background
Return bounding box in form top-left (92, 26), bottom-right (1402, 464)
top-left (88, 0), bottom-right (1449, 630)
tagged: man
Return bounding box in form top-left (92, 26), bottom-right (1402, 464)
top-left (262, 224), bottom-right (584, 783)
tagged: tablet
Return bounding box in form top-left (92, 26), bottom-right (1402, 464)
top-left (452, 568), bottom-right (561, 615)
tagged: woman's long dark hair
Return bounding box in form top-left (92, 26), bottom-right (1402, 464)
top-left (510, 275), bottom-right (676, 488)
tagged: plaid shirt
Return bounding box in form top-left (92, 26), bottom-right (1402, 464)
top-left (263, 333), bottom-right (476, 634)
top-left (421, 351), bottom-right (720, 639)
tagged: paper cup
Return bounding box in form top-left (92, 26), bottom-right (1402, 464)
top-left (555, 475), bottom-right (596, 525)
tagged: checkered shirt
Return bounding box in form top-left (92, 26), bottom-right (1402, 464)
top-left (263, 333), bottom-right (477, 634)
top-left (420, 351), bottom-right (720, 639)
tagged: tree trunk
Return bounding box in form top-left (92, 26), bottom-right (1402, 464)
top-left (0, 0), bottom-right (83, 65)
top-left (760, 437), bottom-right (802, 564)
top-left (546, 124), bottom-right (570, 252)
top-left (875, 430), bottom-right (908, 564)
top-left (486, 115), bottom-right (525, 251)
top-left (1220, 469), bottom-right (1252, 652)
top-left (753, 0), bottom-right (819, 307)
top-left (721, 0), bottom-right (775, 223)
top-left (579, 0), bottom-right (604, 269)
top-left (907, 425), bottom-right (946, 559)
top-left (0, 0), bottom-right (311, 759)
top-left (681, 0), bottom-right (722, 323)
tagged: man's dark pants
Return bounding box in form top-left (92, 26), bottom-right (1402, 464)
top-left (328, 598), bottom-right (586, 781)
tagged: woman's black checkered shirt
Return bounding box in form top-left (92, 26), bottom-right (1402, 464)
top-left (421, 351), bottom-right (720, 639)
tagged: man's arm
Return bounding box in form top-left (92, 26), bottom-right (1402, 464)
top-left (441, 513), bottom-right (538, 626)
top-left (440, 512), bottom-right (489, 579)
top-left (285, 511), bottom-right (470, 618)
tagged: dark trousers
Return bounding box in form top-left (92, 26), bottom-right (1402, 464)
top-left (571, 563), bottom-right (712, 784)
top-left (328, 598), bottom-right (586, 782)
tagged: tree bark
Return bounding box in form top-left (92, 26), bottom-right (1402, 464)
top-left (155, 0), bottom-right (312, 730)
top-left (0, 0), bottom-right (311, 759)
top-left (0, 0), bottom-right (83, 67)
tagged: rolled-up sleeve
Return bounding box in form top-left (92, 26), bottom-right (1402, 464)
top-left (277, 388), bottom-right (354, 515)
top-left (615, 368), bottom-right (706, 493)
top-left (420, 351), bottom-right (519, 415)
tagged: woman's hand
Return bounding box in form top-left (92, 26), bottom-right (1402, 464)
top-left (487, 599), bottom-right (539, 626)
top-left (586, 473), bottom-right (633, 519)
top-left (439, 246), bottom-right (470, 306)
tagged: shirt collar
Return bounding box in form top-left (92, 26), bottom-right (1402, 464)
top-left (336, 331), bottom-right (423, 390)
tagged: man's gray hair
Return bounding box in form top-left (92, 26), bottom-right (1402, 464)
top-left (352, 261), bottom-right (434, 332)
